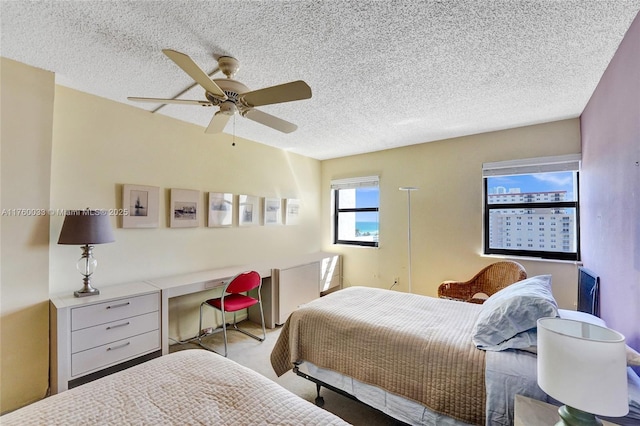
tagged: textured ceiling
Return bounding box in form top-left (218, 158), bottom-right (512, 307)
top-left (1, 1), bottom-right (639, 160)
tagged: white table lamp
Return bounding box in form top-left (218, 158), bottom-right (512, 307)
top-left (537, 317), bottom-right (629, 425)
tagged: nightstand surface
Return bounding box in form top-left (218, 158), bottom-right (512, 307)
top-left (514, 394), bottom-right (619, 426)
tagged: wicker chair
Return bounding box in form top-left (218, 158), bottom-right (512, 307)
top-left (437, 261), bottom-right (527, 304)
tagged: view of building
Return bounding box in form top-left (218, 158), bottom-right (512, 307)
top-left (487, 189), bottom-right (577, 253)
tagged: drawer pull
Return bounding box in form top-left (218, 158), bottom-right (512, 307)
top-left (107, 342), bottom-right (130, 351)
top-left (106, 302), bottom-right (130, 310)
top-left (106, 321), bottom-right (130, 330)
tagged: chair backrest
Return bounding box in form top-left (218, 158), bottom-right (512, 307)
top-left (225, 271), bottom-right (261, 294)
top-left (477, 261), bottom-right (527, 295)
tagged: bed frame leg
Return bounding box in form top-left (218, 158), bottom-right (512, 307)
top-left (315, 383), bottom-right (324, 407)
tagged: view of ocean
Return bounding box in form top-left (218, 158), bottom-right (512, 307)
top-left (356, 221), bottom-right (379, 234)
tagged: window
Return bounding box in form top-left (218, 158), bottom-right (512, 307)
top-left (331, 176), bottom-right (379, 247)
top-left (483, 155), bottom-right (581, 261)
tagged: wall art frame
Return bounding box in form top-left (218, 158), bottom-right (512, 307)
top-left (122, 184), bottom-right (160, 228)
top-left (208, 192), bottom-right (234, 227)
top-left (264, 197), bottom-right (283, 226)
top-left (285, 198), bottom-right (301, 225)
top-left (170, 188), bottom-right (200, 228)
top-left (239, 194), bottom-right (260, 227)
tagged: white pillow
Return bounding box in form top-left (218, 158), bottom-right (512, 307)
top-left (472, 275), bottom-right (558, 351)
top-left (558, 308), bottom-right (606, 326)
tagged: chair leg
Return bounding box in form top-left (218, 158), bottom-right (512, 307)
top-left (231, 301), bottom-right (266, 342)
top-left (221, 308), bottom-right (228, 357)
top-left (198, 301), bottom-right (265, 357)
top-left (198, 302), bottom-right (226, 357)
top-left (197, 302), bottom-right (205, 344)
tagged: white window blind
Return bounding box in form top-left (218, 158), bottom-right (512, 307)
top-left (330, 175), bottom-right (379, 190)
top-left (482, 154), bottom-right (581, 177)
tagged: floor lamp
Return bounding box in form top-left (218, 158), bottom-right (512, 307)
top-left (399, 187), bottom-right (418, 293)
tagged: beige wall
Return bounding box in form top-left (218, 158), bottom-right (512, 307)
top-left (0, 58), bottom-right (54, 412)
top-left (321, 119), bottom-right (582, 308)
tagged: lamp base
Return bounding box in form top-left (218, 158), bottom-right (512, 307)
top-left (74, 287), bottom-right (100, 297)
top-left (74, 278), bottom-right (100, 298)
top-left (556, 405), bottom-right (603, 426)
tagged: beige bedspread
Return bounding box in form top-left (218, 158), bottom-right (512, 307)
top-left (3, 349), bottom-right (350, 426)
top-left (271, 286), bottom-right (486, 425)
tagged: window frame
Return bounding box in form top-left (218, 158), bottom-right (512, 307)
top-left (482, 155), bottom-right (581, 261)
top-left (331, 176), bottom-right (379, 248)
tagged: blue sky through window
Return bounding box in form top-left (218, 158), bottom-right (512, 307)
top-left (487, 171), bottom-right (576, 200)
top-left (355, 187), bottom-right (378, 223)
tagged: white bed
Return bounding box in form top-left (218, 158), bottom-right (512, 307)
top-left (1, 349), bottom-right (350, 425)
top-left (271, 281), bottom-right (640, 426)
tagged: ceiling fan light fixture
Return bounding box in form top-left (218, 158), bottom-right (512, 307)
top-left (219, 101), bottom-right (237, 116)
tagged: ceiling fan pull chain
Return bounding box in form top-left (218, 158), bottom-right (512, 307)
top-left (232, 114), bottom-right (236, 147)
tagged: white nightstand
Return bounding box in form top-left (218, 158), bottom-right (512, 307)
top-left (50, 281), bottom-right (161, 393)
top-left (514, 394), bottom-right (619, 426)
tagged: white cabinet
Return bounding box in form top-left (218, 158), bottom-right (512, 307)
top-left (252, 252), bottom-right (342, 327)
top-left (320, 254), bottom-right (342, 294)
top-left (50, 281), bottom-right (161, 393)
top-left (276, 261), bottom-right (321, 325)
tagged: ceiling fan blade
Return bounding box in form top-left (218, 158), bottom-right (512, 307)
top-left (243, 109), bottom-right (298, 133)
top-left (128, 97), bottom-right (212, 106)
top-left (240, 80), bottom-right (311, 107)
top-left (162, 49), bottom-right (228, 100)
top-left (206, 112), bottom-right (231, 134)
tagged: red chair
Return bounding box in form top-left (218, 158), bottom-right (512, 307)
top-left (198, 270), bottom-right (265, 356)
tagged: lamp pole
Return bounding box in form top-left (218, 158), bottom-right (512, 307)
top-left (399, 187), bottom-right (418, 293)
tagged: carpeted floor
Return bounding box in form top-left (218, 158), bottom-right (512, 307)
top-left (169, 320), bottom-right (407, 425)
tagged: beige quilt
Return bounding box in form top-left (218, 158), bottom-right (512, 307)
top-left (271, 286), bottom-right (486, 425)
top-left (2, 349), bottom-right (350, 426)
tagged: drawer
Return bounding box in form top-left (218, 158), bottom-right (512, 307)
top-left (71, 330), bottom-right (160, 377)
top-left (71, 292), bottom-right (159, 331)
top-left (71, 311), bottom-right (159, 353)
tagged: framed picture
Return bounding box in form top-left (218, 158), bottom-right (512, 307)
top-left (170, 188), bottom-right (200, 228)
top-left (264, 197), bottom-right (282, 226)
top-left (285, 198), bottom-right (301, 225)
top-left (239, 194), bottom-right (260, 226)
top-left (208, 192), bottom-right (234, 227)
top-left (122, 184), bottom-right (160, 228)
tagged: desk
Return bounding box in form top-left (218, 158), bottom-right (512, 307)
top-left (146, 252), bottom-right (341, 354)
top-left (147, 263), bottom-right (271, 355)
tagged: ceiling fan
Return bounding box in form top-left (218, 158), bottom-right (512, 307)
top-left (128, 49), bottom-right (312, 134)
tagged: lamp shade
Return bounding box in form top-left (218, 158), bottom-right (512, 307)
top-left (58, 210), bottom-right (115, 245)
top-left (537, 317), bottom-right (629, 417)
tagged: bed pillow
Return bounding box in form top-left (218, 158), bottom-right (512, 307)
top-left (558, 308), bottom-right (606, 327)
top-left (516, 310), bottom-right (607, 354)
top-left (472, 275), bottom-right (558, 351)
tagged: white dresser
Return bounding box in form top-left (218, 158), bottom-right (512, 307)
top-left (50, 281), bottom-right (161, 393)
